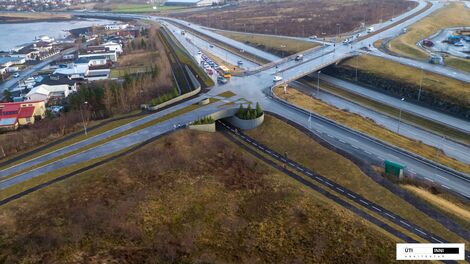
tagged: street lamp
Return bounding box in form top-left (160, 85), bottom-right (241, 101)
top-left (417, 68), bottom-right (424, 101)
top-left (397, 98), bottom-right (405, 133)
top-left (336, 24), bottom-right (341, 43)
top-left (280, 44), bottom-right (286, 58)
top-left (79, 101), bottom-right (88, 136)
top-left (317, 71), bottom-right (321, 95)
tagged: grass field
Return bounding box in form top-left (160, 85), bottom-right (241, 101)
top-left (247, 115), bottom-right (467, 245)
top-left (340, 55), bottom-right (470, 109)
top-left (388, 3), bottom-right (470, 71)
top-left (110, 4), bottom-right (184, 13)
top-left (215, 30), bottom-right (319, 57)
top-left (0, 128), bottom-right (407, 263)
top-left (274, 86), bottom-right (470, 178)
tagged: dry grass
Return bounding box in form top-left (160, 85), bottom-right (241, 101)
top-left (0, 129), bottom-right (406, 263)
top-left (0, 12), bottom-right (72, 22)
top-left (247, 115), bottom-right (467, 245)
top-left (215, 30), bottom-right (319, 56)
top-left (341, 55), bottom-right (470, 108)
top-left (401, 185), bottom-right (470, 223)
top-left (388, 3), bottom-right (470, 71)
top-left (274, 86), bottom-right (470, 181)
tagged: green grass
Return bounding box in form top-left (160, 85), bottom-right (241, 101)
top-left (217, 91), bottom-right (237, 98)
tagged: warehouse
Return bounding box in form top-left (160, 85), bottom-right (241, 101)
top-left (164, 0), bottom-right (220, 7)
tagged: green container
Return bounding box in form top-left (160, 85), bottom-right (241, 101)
top-left (384, 160), bottom-right (406, 178)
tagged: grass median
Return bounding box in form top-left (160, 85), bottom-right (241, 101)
top-left (302, 78), bottom-right (470, 145)
top-left (274, 86), bottom-right (470, 177)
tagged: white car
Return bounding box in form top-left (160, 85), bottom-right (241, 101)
top-left (273, 75), bottom-right (283, 82)
top-left (13, 73), bottom-right (20, 78)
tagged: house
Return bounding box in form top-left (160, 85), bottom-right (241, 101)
top-left (10, 45), bottom-right (40, 60)
top-left (25, 74), bottom-right (78, 103)
top-left (53, 63), bottom-right (89, 79)
top-left (0, 101), bottom-right (46, 131)
top-left (101, 42), bottom-right (123, 54)
top-left (78, 49), bottom-right (118, 62)
top-left (0, 57), bottom-right (26, 68)
top-left (104, 23), bottom-right (129, 31)
top-left (75, 56), bottom-right (109, 67)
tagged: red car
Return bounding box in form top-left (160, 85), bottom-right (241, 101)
top-left (207, 68), bottom-right (213, 75)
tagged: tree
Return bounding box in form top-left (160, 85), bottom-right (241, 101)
top-left (255, 102), bottom-right (262, 117)
top-left (2, 90), bottom-right (13, 102)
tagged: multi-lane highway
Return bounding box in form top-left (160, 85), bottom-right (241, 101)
top-left (3, 0), bottom-right (470, 201)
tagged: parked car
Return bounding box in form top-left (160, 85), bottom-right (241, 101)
top-left (209, 44), bottom-right (214, 48)
top-left (273, 75), bottom-right (283, 82)
top-left (197, 51), bottom-right (202, 55)
top-left (217, 76), bottom-right (228, 84)
top-left (207, 68), bottom-right (213, 75)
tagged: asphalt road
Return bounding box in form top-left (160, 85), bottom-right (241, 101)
top-left (0, 47), bottom-right (77, 94)
top-left (290, 81), bottom-right (470, 165)
top-left (320, 74), bottom-right (470, 134)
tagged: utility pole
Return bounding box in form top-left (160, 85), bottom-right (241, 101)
top-left (397, 98), bottom-right (405, 133)
top-left (355, 55), bottom-right (359, 81)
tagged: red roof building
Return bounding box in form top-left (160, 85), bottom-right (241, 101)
top-left (0, 101), bottom-right (46, 131)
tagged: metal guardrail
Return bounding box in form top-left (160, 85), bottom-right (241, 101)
top-left (268, 85), bottom-right (470, 192)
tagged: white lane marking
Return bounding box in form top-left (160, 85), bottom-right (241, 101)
top-left (325, 181), bottom-right (333, 187)
top-left (339, 139), bottom-right (346, 143)
top-left (434, 174), bottom-right (448, 181)
top-left (306, 171), bottom-right (313, 176)
top-left (347, 193), bottom-right (356, 199)
top-left (336, 187), bottom-right (344, 192)
top-left (372, 206), bottom-right (382, 212)
top-left (365, 151), bottom-right (372, 155)
top-left (298, 167), bottom-right (304, 172)
top-left (400, 220), bottom-right (411, 227)
top-left (273, 154), bottom-right (279, 158)
top-left (246, 139), bottom-right (251, 143)
top-left (259, 146), bottom-right (264, 150)
top-left (288, 162), bottom-right (296, 167)
top-left (432, 236), bottom-right (443, 243)
top-left (252, 142), bottom-right (258, 147)
top-left (415, 228), bottom-right (427, 236)
top-left (266, 150), bottom-right (271, 154)
top-left (385, 212), bottom-right (396, 219)
top-left (280, 158), bottom-right (286, 162)
top-left (425, 177), bottom-right (434, 183)
top-left (441, 184), bottom-right (450, 190)
top-left (360, 199), bottom-right (369, 206)
top-left (352, 145), bottom-right (359, 149)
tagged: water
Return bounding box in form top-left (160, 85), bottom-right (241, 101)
top-left (0, 18), bottom-right (114, 51)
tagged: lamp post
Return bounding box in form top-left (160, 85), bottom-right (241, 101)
top-left (79, 101), bottom-right (88, 136)
top-left (417, 68), bottom-right (423, 101)
top-left (397, 98), bottom-right (405, 133)
top-left (336, 24), bottom-right (341, 43)
top-left (280, 44), bottom-right (286, 58)
top-left (317, 71), bottom-right (321, 95)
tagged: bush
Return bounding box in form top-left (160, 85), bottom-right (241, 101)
top-left (191, 116), bottom-right (214, 125)
top-left (236, 102), bottom-right (263, 120)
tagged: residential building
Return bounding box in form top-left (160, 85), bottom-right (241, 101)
top-left (25, 74), bottom-right (78, 103)
top-left (101, 42), bottom-right (123, 54)
top-left (104, 23), bottom-right (129, 31)
top-left (0, 101), bottom-right (46, 131)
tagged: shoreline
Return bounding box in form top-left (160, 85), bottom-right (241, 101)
top-left (0, 13), bottom-right (74, 24)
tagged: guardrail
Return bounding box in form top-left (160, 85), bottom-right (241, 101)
top-left (269, 84), bottom-right (470, 190)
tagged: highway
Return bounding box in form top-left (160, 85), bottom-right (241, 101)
top-left (320, 74), bottom-right (470, 135)
top-left (220, 121), bottom-right (470, 259)
top-left (4, 0), bottom-right (470, 200)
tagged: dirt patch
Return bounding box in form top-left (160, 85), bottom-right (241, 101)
top-left (172, 0), bottom-right (416, 37)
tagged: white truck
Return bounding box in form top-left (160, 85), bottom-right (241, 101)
top-left (367, 26), bottom-right (375, 33)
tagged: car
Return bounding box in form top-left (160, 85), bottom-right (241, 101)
top-left (237, 60), bottom-right (243, 65)
top-left (454, 42), bottom-right (464, 47)
top-left (207, 69), bottom-right (213, 75)
top-left (209, 44), bottom-right (214, 48)
top-left (217, 76), bottom-right (228, 84)
top-left (273, 75), bottom-right (283, 82)
top-left (295, 54), bottom-right (303, 61)
top-left (197, 51), bottom-right (202, 55)
top-left (309, 35), bottom-right (318, 40)
top-left (13, 73), bottom-right (20, 78)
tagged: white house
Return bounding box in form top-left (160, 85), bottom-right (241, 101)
top-left (53, 64), bottom-right (89, 79)
top-left (25, 74), bottom-right (78, 102)
top-left (101, 42), bottom-right (123, 54)
top-left (78, 50), bottom-right (118, 62)
top-left (104, 23), bottom-right (129, 31)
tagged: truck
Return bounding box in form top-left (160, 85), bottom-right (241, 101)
top-left (367, 26), bottom-right (375, 33)
top-left (295, 54), bottom-right (304, 61)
